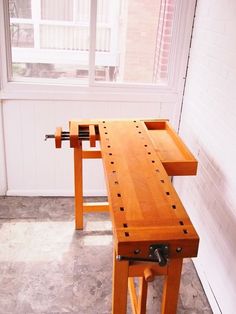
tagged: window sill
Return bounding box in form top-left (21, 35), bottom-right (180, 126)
top-left (0, 80), bottom-right (178, 102)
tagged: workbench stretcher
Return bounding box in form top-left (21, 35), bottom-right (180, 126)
top-left (46, 118), bottom-right (199, 314)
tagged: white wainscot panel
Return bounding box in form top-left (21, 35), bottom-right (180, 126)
top-left (3, 99), bottom-right (176, 196)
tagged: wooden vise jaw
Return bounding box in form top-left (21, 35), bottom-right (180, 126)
top-left (45, 121), bottom-right (99, 149)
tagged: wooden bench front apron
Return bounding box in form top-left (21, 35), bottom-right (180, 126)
top-left (46, 119), bottom-right (199, 314)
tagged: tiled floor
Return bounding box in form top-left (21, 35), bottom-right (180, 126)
top-left (0, 196), bottom-right (212, 314)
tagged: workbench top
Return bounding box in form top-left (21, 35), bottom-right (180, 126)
top-left (98, 119), bottom-right (199, 261)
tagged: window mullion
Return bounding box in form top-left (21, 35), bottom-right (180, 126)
top-left (32, 0), bottom-right (41, 49)
top-left (89, 0), bottom-right (97, 86)
top-left (1, 0), bottom-right (12, 82)
top-left (73, 0), bottom-right (77, 22)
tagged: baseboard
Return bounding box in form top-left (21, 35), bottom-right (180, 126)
top-left (193, 259), bottom-right (222, 314)
top-left (6, 189), bottom-right (107, 197)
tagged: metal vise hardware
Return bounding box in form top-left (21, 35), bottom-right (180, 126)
top-left (149, 244), bottom-right (169, 267)
top-left (117, 244), bottom-right (169, 267)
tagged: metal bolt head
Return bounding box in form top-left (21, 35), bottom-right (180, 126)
top-left (176, 247), bottom-right (182, 253)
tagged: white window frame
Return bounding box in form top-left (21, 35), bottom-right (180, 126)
top-left (0, 0), bottom-right (196, 102)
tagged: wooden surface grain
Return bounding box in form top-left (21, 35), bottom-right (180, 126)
top-left (99, 120), bottom-right (199, 260)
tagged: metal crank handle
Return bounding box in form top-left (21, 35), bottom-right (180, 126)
top-left (116, 253), bottom-right (167, 267)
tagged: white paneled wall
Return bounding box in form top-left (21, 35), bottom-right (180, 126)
top-left (174, 1), bottom-right (236, 313)
top-left (0, 103), bottom-right (7, 194)
top-left (3, 100), bottom-right (175, 196)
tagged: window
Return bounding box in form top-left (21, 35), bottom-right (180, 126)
top-left (7, 0), bottom-right (177, 85)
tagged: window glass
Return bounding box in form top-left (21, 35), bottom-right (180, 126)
top-left (41, 0), bottom-right (73, 21)
top-left (95, 0), bottom-right (176, 84)
top-left (9, 0), bottom-right (31, 19)
top-left (8, 0), bottom-right (176, 84)
top-left (10, 23), bottom-right (34, 48)
top-left (9, 0), bottom-right (90, 82)
top-left (75, 0), bottom-right (90, 22)
top-left (40, 25), bottom-right (89, 50)
top-left (12, 63), bottom-right (88, 80)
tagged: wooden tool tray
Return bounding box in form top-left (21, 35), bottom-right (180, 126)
top-left (144, 120), bottom-right (197, 176)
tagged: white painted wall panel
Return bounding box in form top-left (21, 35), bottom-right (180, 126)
top-left (174, 1), bottom-right (236, 313)
top-left (3, 100), bottom-right (176, 196)
top-left (0, 103), bottom-right (7, 194)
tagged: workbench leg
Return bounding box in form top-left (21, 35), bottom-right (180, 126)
top-left (74, 145), bottom-right (83, 230)
top-left (112, 250), bottom-right (129, 314)
top-left (128, 277), bottom-right (138, 314)
top-left (137, 277), bottom-right (148, 314)
top-left (161, 258), bottom-right (183, 314)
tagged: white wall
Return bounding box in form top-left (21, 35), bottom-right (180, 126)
top-left (174, 1), bottom-right (236, 313)
top-left (0, 102), bottom-right (7, 194)
top-left (3, 99), bottom-right (175, 196)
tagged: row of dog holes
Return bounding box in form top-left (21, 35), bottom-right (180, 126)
top-left (137, 126), bottom-right (182, 233)
top-left (144, 144), bottom-right (160, 171)
top-left (105, 126), bottom-right (129, 237)
top-left (135, 124), bottom-right (143, 135)
top-left (103, 127), bottom-right (123, 209)
top-left (117, 193), bottom-right (129, 237)
top-left (137, 126), bottom-right (177, 212)
top-left (179, 220), bottom-right (188, 234)
top-left (109, 161), bottom-right (129, 236)
top-left (138, 125), bottom-right (173, 206)
top-left (102, 123), bottom-right (109, 141)
top-left (103, 122), bottom-right (127, 236)
top-left (105, 131), bottom-right (120, 189)
top-left (105, 137), bottom-right (129, 237)
top-left (106, 134), bottom-right (115, 166)
top-left (124, 223), bottom-right (129, 237)
top-left (103, 127), bottom-right (114, 164)
top-left (143, 144), bottom-right (177, 207)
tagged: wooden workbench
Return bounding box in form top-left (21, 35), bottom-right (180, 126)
top-left (48, 118), bottom-right (199, 314)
